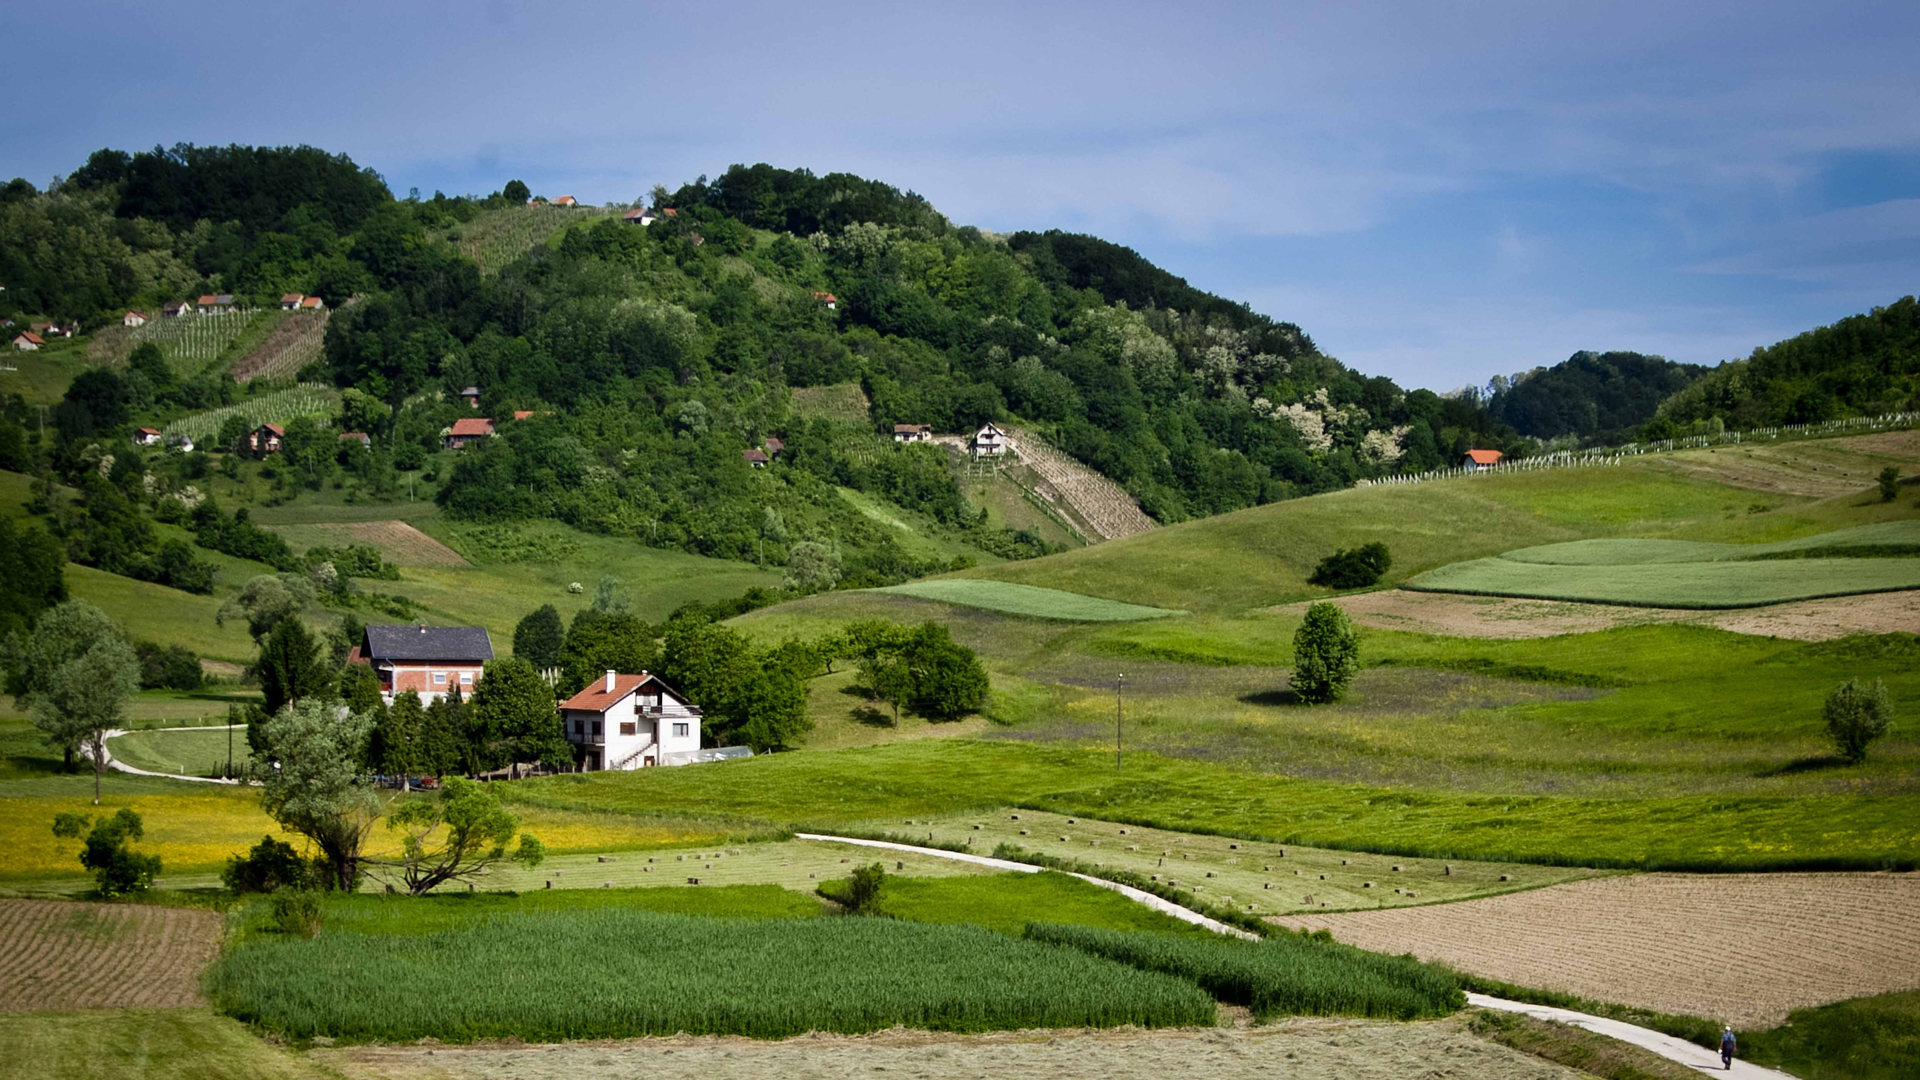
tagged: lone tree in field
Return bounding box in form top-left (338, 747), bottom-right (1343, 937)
top-left (373, 775), bottom-right (544, 895)
top-left (52, 808), bottom-right (161, 897)
top-left (258, 698), bottom-right (380, 891)
top-left (22, 601), bottom-right (141, 803)
top-left (1825, 678), bottom-right (1893, 763)
top-left (1879, 466), bottom-right (1901, 502)
top-left (1290, 602), bottom-right (1360, 704)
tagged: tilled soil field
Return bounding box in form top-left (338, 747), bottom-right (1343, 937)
top-left (1272, 872), bottom-right (1920, 1027)
top-left (1277, 587), bottom-right (1920, 641)
top-left (0, 899), bottom-right (222, 1010)
top-left (266, 520), bottom-right (470, 567)
top-left (316, 1016), bottom-right (1592, 1080)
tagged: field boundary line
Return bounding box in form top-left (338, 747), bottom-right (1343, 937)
top-left (794, 833), bottom-right (1257, 939)
top-left (1467, 993), bottom-right (1792, 1078)
top-left (101, 726), bottom-right (245, 785)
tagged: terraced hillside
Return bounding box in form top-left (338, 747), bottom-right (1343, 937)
top-left (1005, 426), bottom-right (1157, 541)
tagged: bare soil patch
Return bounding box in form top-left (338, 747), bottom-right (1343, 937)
top-left (0, 899), bottom-right (221, 1010)
top-left (315, 1016), bottom-right (1591, 1080)
top-left (1279, 588), bottom-right (1920, 642)
top-left (1656, 429), bottom-right (1920, 497)
top-left (1271, 872), bottom-right (1920, 1027)
top-left (266, 520), bottom-right (469, 567)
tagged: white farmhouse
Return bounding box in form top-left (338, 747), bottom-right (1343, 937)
top-left (970, 421), bottom-right (1010, 457)
top-left (560, 671), bottom-right (703, 770)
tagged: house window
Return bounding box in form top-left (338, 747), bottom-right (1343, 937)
top-left (432, 672), bottom-right (447, 685)
top-left (619, 722), bottom-right (636, 736)
top-left (572, 718), bottom-right (583, 736)
top-left (672, 722), bottom-right (689, 738)
top-left (592, 721), bottom-right (603, 736)
top-left (459, 671), bottom-right (473, 685)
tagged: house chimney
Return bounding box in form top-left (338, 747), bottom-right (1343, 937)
top-left (606, 670), bottom-right (616, 693)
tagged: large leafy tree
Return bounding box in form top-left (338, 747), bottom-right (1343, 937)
top-left (512, 604), bottom-right (565, 671)
top-left (0, 517), bottom-right (66, 642)
top-left (1290, 602), bottom-right (1359, 704)
top-left (32, 635), bottom-right (141, 804)
top-left (258, 698), bottom-right (379, 891)
top-left (558, 609), bottom-right (659, 693)
top-left (469, 658), bottom-right (568, 774)
top-left (217, 574), bottom-right (315, 640)
top-left (16, 600), bottom-right (128, 774)
top-left (52, 809), bottom-right (161, 897)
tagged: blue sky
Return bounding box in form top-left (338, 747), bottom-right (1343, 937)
top-left (5, 0), bottom-right (1917, 391)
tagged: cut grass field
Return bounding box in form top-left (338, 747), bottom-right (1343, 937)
top-left (106, 727), bottom-right (252, 778)
top-left (210, 907), bottom-right (1218, 1041)
top-left (1498, 520), bottom-right (1920, 564)
top-left (821, 869), bottom-right (1216, 937)
top-left (873, 579), bottom-right (1184, 621)
top-left (0, 1009), bottom-right (335, 1080)
top-left (508, 738), bottom-right (1920, 871)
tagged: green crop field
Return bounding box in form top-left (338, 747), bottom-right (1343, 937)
top-left (1497, 521), bottom-right (1920, 565)
top-left (872, 579), bottom-right (1184, 621)
top-left (1027, 922), bottom-right (1464, 1020)
top-left (789, 381), bottom-right (871, 424)
top-left (210, 907), bottom-right (1217, 1041)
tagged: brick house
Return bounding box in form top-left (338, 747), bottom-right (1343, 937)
top-left (349, 624), bottom-right (495, 704)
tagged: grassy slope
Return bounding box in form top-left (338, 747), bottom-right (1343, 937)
top-left (0, 1010), bottom-right (334, 1080)
top-left (962, 446), bottom-right (1914, 612)
top-left (1743, 988), bottom-right (1920, 1080)
top-left (873, 580), bottom-right (1183, 620)
top-left (822, 870), bottom-right (1215, 937)
top-left (64, 566), bottom-right (256, 664)
top-left (1405, 554), bottom-right (1920, 607)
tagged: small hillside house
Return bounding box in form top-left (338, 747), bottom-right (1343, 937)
top-left (511, 409), bottom-right (535, 421)
top-left (197, 294), bottom-right (236, 313)
top-left (123, 310), bottom-right (149, 327)
top-left (623, 206), bottom-right (658, 226)
top-left (134, 427), bottom-right (163, 446)
top-left (970, 421), bottom-right (1010, 458)
top-left (247, 423), bottom-right (285, 457)
top-left (560, 671), bottom-right (702, 771)
top-left (280, 293), bottom-right (306, 310)
top-left (12, 332), bottom-right (42, 351)
top-left (350, 624), bottom-right (495, 704)
top-left (299, 295), bottom-right (325, 311)
top-left (166, 433), bottom-right (195, 453)
top-left (459, 385), bottom-right (481, 407)
top-left (339, 431), bottom-right (372, 449)
top-left (1463, 449), bottom-right (1504, 470)
top-left (762, 436), bottom-right (784, 458)
top-left (553, 195), bottom-right (579, 207)
top-left (444, 417), bottom-right (495, 449)
top-left (893, 423), bottom-right (933, 443)
top-left (742, 447), bottom-right (769, 468)
top-left (811, 291), bottom-right (838, 310)
top-left (162, 300), bottom-right (193, 318)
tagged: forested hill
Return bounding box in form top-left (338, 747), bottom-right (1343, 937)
top-left (1654, 297), bottom-right (1920, 431)
top-left (1486, 351), bottom-right (1708, 443)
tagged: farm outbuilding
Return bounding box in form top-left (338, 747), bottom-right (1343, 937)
top-left (1464, 449), bottom-right (1504, 469)
top-left (894, 423), bottom-right (933, 443)
top-left (444, 417), bottom-right (495, 449)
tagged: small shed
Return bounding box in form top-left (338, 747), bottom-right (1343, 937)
top-left (280, 293), bottom-right (306, 310)
top-left (133, 427), bottom-right (163, 446)
top-left (123, 310), bottom-right (149, 327)
top-left (742, 448), bottom-right (769, 468)
top-left (893, 423), bottom-right (932, 443)
top-left (444, 417), bottom-right (495, 450)
top-left (1463, 449), bottom-right (1504, 470)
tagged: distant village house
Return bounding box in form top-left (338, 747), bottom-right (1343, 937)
top-left (742, 448), bottom-right (769, 468)
top-left (459, 385), bottom-right (481, 407)
top-left (893, 423), bottom-right (933, 443)
top-left (560, 671), bottom-right (703, 771)
top-left (811, 291), bottom-right (838, 310)
top-left (552, 195), bottom-right (579, 207)
top-left (162, 300), bottom-right (193, 318)
top-left (123, 310), bottom-right (149, 327)
top-left (299, 295), bottom-right (325, 311)
top-left (623, 206), bottom-right (658, 226)
top-left (762, 436), bottom-right (784, 458)
top-left (133, 427), bottom-right (163, 446)
top-left (1463, 449), bottom-right (1504, 470)
top-left (12, 332), bottom-right (42, 351)
top-left (197, 294), bottom-right (237, 314)
top-left (348, 624), bottom-right (495, 704)
top-left (339, 432), bottom-right (371, 449)
top-left (280, 293), bottom-right (306, 310)
top-left (444, 417), bottom-right (495, 449)
top-left (970, 421), bottom-right (1009, 458)
top-left (247, 423), bottom-right (285, 458)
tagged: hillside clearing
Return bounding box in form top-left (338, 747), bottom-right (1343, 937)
top-left (1271, 872), bottom-right (1920, 1027)
top-left (872, 580), bottom-right (1183, 621)
top-left (263, 520), bottom-right (468, 567)
top-left (0, 900), bottom-right (221, 1010)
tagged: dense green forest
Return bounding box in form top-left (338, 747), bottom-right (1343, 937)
top-left (1654, 296), bottom-right (1920, 430)
top-left (1485, 351), bottom-right (1707, 442)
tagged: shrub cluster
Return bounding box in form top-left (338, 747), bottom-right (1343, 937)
top-left (1308, 541), bottom-right (1391, 588)
top-left (1025, 921), bottom-right (1463, 1021)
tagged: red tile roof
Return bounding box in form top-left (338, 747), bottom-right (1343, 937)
top-left (894, 423), bottom-right (931, 434)
top-left (281, 293), bottom-right (305, 303)
top-left (811, 291), bottom-right (838, 303)
top-left (197, 294), bottom-right (219, 305)
top-left (137, 427), bottom-right (161, 436)
top-left (623, 207), bottom-right (651, 220)
top-left (559, 673), bottom-right (663, 712)
top-left (742, 448), bottom-right (769, 463)
top-left (16, 332), bottom-right (45, 345)
top-left (512, 410), bottom-right (534, 421)
top-left (1465, 449), bottom-right (1504, 465)
top-left (763, 437), bottom-right (784, 452)
top-left (299, 296), bottom-right (324, 308)
top-left (260, 423), bottom-right (285, 436)
top-left (449, 418), bottom-right (495, 437)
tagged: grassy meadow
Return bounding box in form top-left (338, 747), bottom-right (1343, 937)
top-left (1405, 553), bottom-right (1920, 607)
top-left (820, 869), bottom-right (1216, 936)
top-left (874, 579), bottom-right (1185, 620)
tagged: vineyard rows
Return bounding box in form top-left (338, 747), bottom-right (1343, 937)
top-left (134, 311), bottom-right (260, 378)
top-left (1004, 427), bottom-right (1157, 541)
top-left (164, 383), bottom-right (340, 441)
top-left (446, 204), bottom-right (619, 275)
top-left (232, 309), bottom-right (331, 383)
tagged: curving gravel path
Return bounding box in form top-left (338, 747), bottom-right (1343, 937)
top-left (798, 834), bottom-right (1796, 1079)
top-left (100, 725), bottom-right (245, 784)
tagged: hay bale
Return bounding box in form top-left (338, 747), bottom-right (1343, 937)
top-left (598, 855), bottom-right (614, 863)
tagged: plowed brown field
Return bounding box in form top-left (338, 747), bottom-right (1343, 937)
top-left (0, 900), bottom-right (221, 1010)
top-left (265, 520), bottom-right (469, 567)
top-left (1271, 872), bottom-right (1920, 1027)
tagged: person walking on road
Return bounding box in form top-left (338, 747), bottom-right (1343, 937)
top-left (1720, 1025), bottom-right (1738, 1070)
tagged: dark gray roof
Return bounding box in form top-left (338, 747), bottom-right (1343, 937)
top-left (363, 624), bottom-right (494, 662)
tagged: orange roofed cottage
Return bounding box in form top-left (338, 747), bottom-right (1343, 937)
top-left (560, 671), bottom-right (704, 770)
top-left (444, 417), bottom-right (495, 449)
top-left (350, 624), bottom-right (494, 704)
top-left (1463, 449), bottom-right (1504, 470)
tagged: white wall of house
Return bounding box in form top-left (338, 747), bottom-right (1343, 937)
top-left (564, 673), bottom-right (702, 769)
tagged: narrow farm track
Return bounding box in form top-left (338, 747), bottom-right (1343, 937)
top-left (0, 900), bottom-right (221, 1010)
top-left (1273, 872), bottom-right (1920, 1027)
top-left (101, 726), bottom-right (242, 784)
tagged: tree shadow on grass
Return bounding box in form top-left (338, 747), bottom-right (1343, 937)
top-left (850, 705), bottom-right (895, 729)
top-left (1239, 689), bottom-right (1303, 707)
top-left (1757, 754), bottom-right (1852, 777)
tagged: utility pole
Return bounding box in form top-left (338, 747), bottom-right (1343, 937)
top-left (226, 718), bottom-right (234, 780)
top-left (1116, 673), bottom-right (1124, 771)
